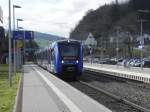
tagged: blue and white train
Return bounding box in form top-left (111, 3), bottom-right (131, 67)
top-left (35, 40), bottom-right (83, 78)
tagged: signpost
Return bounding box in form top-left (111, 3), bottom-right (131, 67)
top-left (13, 30), bottom-right (34, 64)
top-left (84, 33), bottom-right (97, 64)
top-left (17, 40), bottom-right (23, 48)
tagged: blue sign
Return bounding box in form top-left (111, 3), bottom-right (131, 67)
top-left (13, 31), bottom-right (24, 40)
top-left (13, 31), bottom-right (34, 40)
top-left (25, 31), bottom-right (34, 40)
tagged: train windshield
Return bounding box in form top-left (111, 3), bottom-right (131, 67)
top-left (59, 44), bottom-right (79, 57)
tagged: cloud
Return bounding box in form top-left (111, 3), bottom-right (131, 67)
top-left (1, 0), bottom-right (127, 37)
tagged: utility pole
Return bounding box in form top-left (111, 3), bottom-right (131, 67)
top-left (23, 30), bottom-right (26, 64)
top-left (116, 27), bottom-right (120, 64)
top-left (100, 37), bottom-right (103, 61)
top-left (8, 0), bottom-right (12, 86)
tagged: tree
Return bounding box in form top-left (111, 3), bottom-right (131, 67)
top-left (129, 0), bottom-right (150, 11)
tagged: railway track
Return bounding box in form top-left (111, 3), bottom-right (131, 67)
top-left (67, 71), bottom-right (150, 112)
top-left (83, 71), bottom-right (150, 110)
top-left (81, 80), bottom-right (150, 112)
top-left (69, 80), bottom-right (146, 112)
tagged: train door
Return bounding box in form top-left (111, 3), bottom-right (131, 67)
top-left (50, 49), bottom-right (55, 73)
top-left (47, 49), bottom-right (51, 71)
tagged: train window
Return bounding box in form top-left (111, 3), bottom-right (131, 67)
top-left (59, 44), bottom-right (79, 57)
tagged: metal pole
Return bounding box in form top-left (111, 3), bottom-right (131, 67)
top-left (17, 27), bottom-right (22, 68)
top-left (13, 6), bottom-right (16, 75)
top-left (100, 37), bottom-right (103, 62)
top-left (140, 20), bottom-right (143, 36)
top-left (140, 20), bottom-right (143, 69)
top-left (17, 20), bottom-right (18, 29)
top-left (8, 0), bottom-right (12, 86)
top-left (117, 37), bottom-right (119, 61)
top-left (116, 28), bottom-right (119, 65)
top-left (16, 19), bottom-right (23, 67)
top-left (24, 30), bottom-right (26, 64)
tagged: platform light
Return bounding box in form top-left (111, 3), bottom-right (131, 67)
top-left (61, 60), bottom-right (64, 64)
top-left (13, 4), bottom-right (22, 75)
top-left (76, 60), bottom-right (79, 64)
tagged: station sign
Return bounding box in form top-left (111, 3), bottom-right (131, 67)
top-left (13, 30), bottom-right (34, 40)
top-left (25, 31), bottom-right (34, 40)
top-left (13, 31), bottom-right (24, 40)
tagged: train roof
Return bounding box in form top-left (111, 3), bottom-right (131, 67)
top-left (51, 39), bottom-right (80, 48)
top-left (35, 39), bottom-right (81, 54)
top-left (55, 39), bottom-right (81, 44)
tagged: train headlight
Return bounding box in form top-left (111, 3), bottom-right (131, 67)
top-left (76, 60), bottom-right (79, 64)
top-left (62, 60), bottom-right (64, 64)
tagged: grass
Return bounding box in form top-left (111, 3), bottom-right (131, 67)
top-left (0, 64), bottom-right (9, 72)
top-left (0, 64), bottom-right (21, 112)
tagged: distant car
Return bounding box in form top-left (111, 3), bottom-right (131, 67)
top-left (129, 59), bottom-right (136, 67)
top-left (93, 58), bottom-right (99, 63)
top-left (142, 60), bottom-right (150, 68)
top-left (134, 60), bottom-right (142, 67)
top-left (99, 60), bottom-right (107, 64)
top-left (117, 59), bottom-right (123, 66)
top-left (107, 60), bottom-right (117, 65)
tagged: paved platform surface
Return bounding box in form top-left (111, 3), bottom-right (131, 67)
top-left (22, 63), bottom-right (112, 112)
top-left (84, 63), bottom-right (150, 83)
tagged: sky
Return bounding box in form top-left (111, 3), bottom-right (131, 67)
top-left (0, 0), bottom-right (128, 38)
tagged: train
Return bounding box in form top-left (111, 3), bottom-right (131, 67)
top-left (35, 40), bottom-right (83, 78)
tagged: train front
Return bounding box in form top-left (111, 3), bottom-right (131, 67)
top-left (57, 41), bottom-right (83, 78)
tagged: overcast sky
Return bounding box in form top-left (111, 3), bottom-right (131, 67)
top-left (0, 0), bottom-right (127, 37)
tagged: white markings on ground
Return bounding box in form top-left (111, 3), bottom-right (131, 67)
top-left (33, 68), bottom-right (82, 112)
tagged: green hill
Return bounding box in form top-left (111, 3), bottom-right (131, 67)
top-left (70, 0), bottom-right (150, 46)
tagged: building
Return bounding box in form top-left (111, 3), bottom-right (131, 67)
top-left (137, 34), bottom-right (150, 45)
top-left (84, 33), bottom-right (97, 46)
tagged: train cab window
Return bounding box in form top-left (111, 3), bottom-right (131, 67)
top-left (59, 44), bottom-right (79, 57)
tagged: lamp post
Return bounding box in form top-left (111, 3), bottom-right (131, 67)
top-left (17, 19), bottom-right (23, 29)
top-left (18, 27), bottom-right (26, 64)
top-left (16, 18), bottom-right (23, 67)
top-left (8, 0), bottom-right (12, 86)
top-left (13, 5), bottom-right (21, 75)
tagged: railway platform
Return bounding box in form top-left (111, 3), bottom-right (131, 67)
top-left (20, 63), bottom-right (112, 112)
top-left (84, 63), bottom-right (150, 83)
